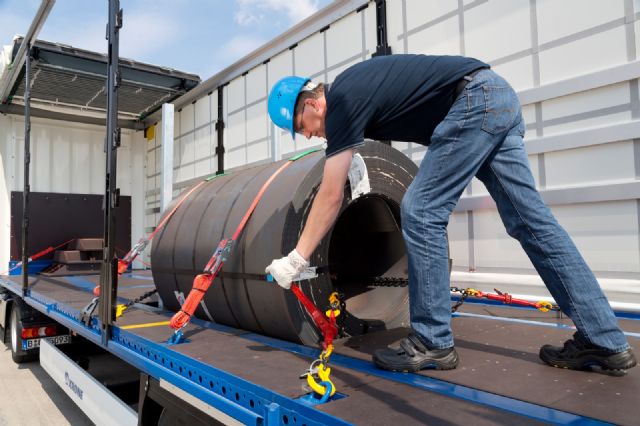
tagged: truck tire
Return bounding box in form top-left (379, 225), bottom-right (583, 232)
top-left (10, 302), bottom-right (38, 363)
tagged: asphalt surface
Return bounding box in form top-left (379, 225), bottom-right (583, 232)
top-left (0, 343), bottom-right (92, 426)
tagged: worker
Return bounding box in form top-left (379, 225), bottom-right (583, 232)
top-left (265, 54), bottom-right (636, 375)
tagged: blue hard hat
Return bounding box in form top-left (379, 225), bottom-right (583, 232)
top-left (268, 76), bottom-right (310, 138)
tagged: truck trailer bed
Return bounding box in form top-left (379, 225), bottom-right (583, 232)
top-left (1, 271), bottom-right (638, 425)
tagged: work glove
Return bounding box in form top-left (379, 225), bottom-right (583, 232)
top-left (265, 249), bottom-right (309, 290)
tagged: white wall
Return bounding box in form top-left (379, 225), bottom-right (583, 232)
top-left (146, 0), bottom-right (640, 281)
top-left (385, 0), bottom-right (640, 277)
top-left (143, 6), bottom-right (377, 262)
top-left (0, 115), bottom-right (146, 270)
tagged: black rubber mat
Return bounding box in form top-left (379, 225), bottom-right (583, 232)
top-left (118, 309), bottom-right (542, 425)
top-left (333, 316), bottom-right (640, 425)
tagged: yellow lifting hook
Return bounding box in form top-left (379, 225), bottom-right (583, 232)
top-left (306, 345), bottom-right (337, 398)
top-left (303, 292), bottom-right (343, 399)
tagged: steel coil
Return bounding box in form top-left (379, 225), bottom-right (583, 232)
top-left (151, 141), bottom-right (417, 345)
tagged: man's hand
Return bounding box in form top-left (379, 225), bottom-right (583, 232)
top-left (265, 249), bottom-right (309, 290)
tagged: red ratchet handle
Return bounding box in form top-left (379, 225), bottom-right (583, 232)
top-left (291, 283), bottom-right (338, 347)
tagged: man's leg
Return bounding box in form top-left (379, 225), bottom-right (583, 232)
top-left (374, 69), bottom-right (520, 371)
top-left (475, 117), bottom-right (636, 372)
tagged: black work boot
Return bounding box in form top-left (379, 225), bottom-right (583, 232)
top-left (373, 333), bottom-right (459, 372)
top-left (539, 332), bottom-right (637, 376)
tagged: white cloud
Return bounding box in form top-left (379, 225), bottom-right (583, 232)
top-left (37, 11), bottom-right (181, 62)
top-left (234, 0), bottom-right (320, 26)
top-left (220, 34), bottom-right (267, 63)
top-left (119, 13), bottom-right (181, 60)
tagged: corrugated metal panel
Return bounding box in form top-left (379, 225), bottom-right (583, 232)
top-left (143, 0), bottom-right (640, 283)
top-left (0, 114), bottom-right (12, 272)
top-left (381, 0), bottom-right (640, 278)
top-left (0, 114), bottom-right (147, 270)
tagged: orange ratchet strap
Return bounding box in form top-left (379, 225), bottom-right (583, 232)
top-left (168, 149), bottom-right (321, 344)
top-left (93, 177), bottom-right (211, 296)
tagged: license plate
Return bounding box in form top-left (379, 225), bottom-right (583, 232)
top-left (23, 335), bottom-right (72, 350)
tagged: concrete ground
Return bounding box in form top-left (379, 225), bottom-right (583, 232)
top-left (0, 344), bottom-right (92, 426)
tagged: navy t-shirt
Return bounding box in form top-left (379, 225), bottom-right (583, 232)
top-left (324, 54), bottom-right (489, 157)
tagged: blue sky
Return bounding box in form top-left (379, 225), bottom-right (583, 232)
top-left (0, 0), bottom-right (333, 80)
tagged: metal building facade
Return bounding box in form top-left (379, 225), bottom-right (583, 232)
top-left (143, 0), bottom-right (639, 301)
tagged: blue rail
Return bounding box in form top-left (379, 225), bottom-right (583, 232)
top-left (0, 276), bottom-right (349, 426)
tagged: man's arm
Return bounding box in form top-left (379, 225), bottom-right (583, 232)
top-left (264, 148), bottom-right (355, 289)
top-left (295, 148), bottom-right (354, 259)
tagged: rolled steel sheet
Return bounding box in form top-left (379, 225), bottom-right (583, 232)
top-left (151, 141), bottom-right (417, 345)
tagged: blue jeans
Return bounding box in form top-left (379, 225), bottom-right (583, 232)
top-left (401, 69), bottom-right (629, 352)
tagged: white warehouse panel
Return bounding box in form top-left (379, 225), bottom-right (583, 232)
top-left (225, 111), bottom-right (247, 170)
top-left (246, 103), bottom-right (269, 164)
top-left (491, 55), bottom-right (535, 92)
top-left (637, 18), bottom-right (640, 58)
top-left (385, 0), bottom-right (407, 53)
top-left (0, 114), bottom-right (12, 270)
top-left (536, 0), bottom-right (625, 45)
top-left (541, 82), bottom-right (632, 136)
top-left (245, 66), bottom-right (270, 162)
top-left (448, 211), bottom-right (470, 269)
top-left (473, 209), bottom-right (534, 270)
top-left (522, 104), bottom-right (536, 125)
top-left (246, 65), bottom-right (267, 105)
top-left (194, 126), bottom-right (212, 178)
top-left (227, 77), bottom-right (246, 118)
top-left (154, 0), bottom-right (640, 284)
top-left (174, 103), bottom-right (195, 183)
top-left (553, 201), bottom-right (640, 273)
top-left (294, 32), bottom-right (325, 80)
top-left (405, 0), bottom-right (457, 31)
top-left (544, 140), bottom-right (636, 189)
top-left (194, 97), bottom-right (213, 178)
top-left (267, 50), bottom-right (294, 88)
top-left (364, 4), bottom-right (377, 59)
top-left (1, 115), bottom-right (146, 269)
top-left (543, 112), bottom-right (632, 138)
top-left (465, 0), bottom-right (531, 63)
top-left (195, 97), bottom-right (210, 127)
top-left (538, 27), bottom-right (628, 85)
top-left (406, 12), bottom-right (460, 56)
top-left (326, 11), bottom-right (365, 70)
top-left (6, 117), bottom-right (142, 195)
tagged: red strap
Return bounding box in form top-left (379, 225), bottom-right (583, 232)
top-left (148, 180), bottom-right (207, 241)
top-left (291, 284), bottom-right (338, 347)
top-left (1, 239), bottom-right (74, 275)
top-left (483, 292), bottom-right (538, 308)
top-left (171, 160), bottom-right (294, 330)
top-left (118, 180), bottom-right (207, 274)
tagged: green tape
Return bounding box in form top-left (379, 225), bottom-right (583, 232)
top-left (205, 172), bottom-right (228, 181)
top-left (288, 148), bottom-right (322, 161)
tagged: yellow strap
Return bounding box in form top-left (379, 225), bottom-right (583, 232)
top-left (120, 320), bottom-right (171, 330)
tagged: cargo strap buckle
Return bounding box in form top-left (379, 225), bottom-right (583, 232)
top-left (167, 324), bottom-right (188, 346)
top-left (79, 297), bottom-right (99, 327)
